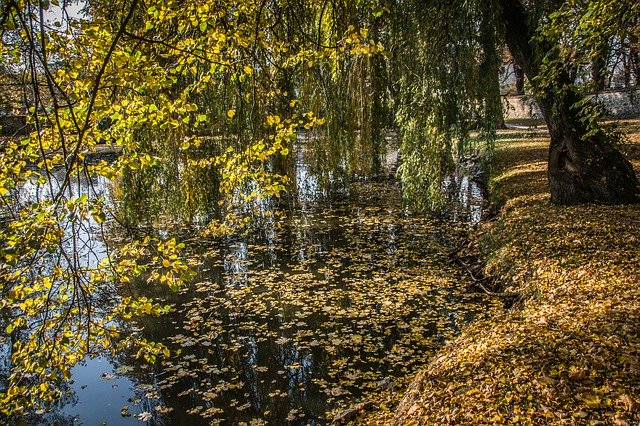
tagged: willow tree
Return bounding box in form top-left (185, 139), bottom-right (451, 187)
top-left (1, 0), bottom-right (639, 418)
top-left (391, 0), bottom-right (640, 206)
top-left (502, 0), bottom-right (639, 203)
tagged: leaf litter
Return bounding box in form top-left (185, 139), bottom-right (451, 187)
top-left (387, 119), bottom-right (640, 425)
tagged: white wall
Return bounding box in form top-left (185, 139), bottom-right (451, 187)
top-left (503, 88), bottom-right (640, 120)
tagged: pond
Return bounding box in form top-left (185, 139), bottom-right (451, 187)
top-left (5, 142), bottom-right (501, 425)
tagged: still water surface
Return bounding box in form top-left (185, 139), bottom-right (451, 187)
top-left (14, 145), bottom-right (498, 425)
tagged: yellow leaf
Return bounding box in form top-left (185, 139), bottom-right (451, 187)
top-left (582, 394), bottom-right (601, 408)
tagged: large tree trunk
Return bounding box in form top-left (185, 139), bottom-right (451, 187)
top-left (541, 90), bottom-right (639, 204)
top-left (500, 0), bottom-right (639, 204)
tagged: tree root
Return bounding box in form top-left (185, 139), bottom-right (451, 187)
top-left (451, 246), bottom-right (522, 302)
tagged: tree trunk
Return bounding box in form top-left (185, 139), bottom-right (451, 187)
top-left (541, 91), bottom-right (639, 204)
top-left (513, 62), bottom-right (525, 95)
top-left (500, 0), bottom-right (639, 204)
top-left (591, 48), bottom-right (608, 92)
top-left (630, 45), bottom-right (640, 86)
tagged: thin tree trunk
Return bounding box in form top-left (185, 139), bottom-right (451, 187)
top-left (591, 45), bottom-right (608, 92)
top-left (630, 45), bottom-right (640, 86)
top-left (500, 0), bottom-right (639, 204)
top-left (513, 62), bottom-right (525, 95)
top-left (623, 47), bottom-right (633, 87)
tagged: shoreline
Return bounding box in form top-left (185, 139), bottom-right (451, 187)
top-left (368, 118), bottom-right (640, 425)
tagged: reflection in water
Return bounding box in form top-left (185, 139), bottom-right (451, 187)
top-left (441, 173), bottom-right (486, 223)
top-left (14, 169), bottom-right (111, 270)
top-left (91, 185), bottom-right (497, 425)
top-left (293, 139), bottom-right (320, 204)
top-left (44, 357), bottom-right (139, 425)
top-left (7, 139), bottom-right (496, 425)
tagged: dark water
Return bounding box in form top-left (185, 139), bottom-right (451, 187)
top-left (6, 145), bottom-right (499, 425)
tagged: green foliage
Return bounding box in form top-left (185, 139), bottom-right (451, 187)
top-left (1, 0), bottom-right (635, 418)
top-left (0, 0), bottom-right (385, 416)
top-left (393, 2), bottom-right (501, 209)
top-left (533, 0), bottom-right (640, 128)
top-left (537, 0), bottom-right (640, 81)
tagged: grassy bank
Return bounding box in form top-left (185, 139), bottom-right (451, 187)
top-left (385, 119), bottom-right (640, 425)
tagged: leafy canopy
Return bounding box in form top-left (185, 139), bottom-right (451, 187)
top-left (1, 0), bottom-right (637, 417)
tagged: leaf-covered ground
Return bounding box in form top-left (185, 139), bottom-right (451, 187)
top-left (378, 119), bottom-right (640, 425)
